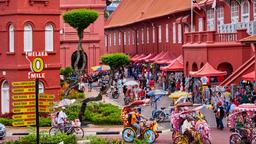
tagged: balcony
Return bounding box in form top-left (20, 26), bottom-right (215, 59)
top-left (184, 29), bottom-right (248, 44)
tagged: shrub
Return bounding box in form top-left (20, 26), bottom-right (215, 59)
top-left (101, 53), bottom-right (130, 70)
top-left (77, 92), bottom-right (85, 99)
top-left (0, 118), bottom-right (13, 126)
top-left (13, 133), bottom-right (77, 144)
top-left (87, 136), bottom-right (122, 144)
top-left (39, 117), bottom-right (51, 127)
top-left (65, 103), bottom-right (80, 120)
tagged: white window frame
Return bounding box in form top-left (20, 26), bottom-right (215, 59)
top-left (24, 24), bottom-right (33, 52)
top-left (178, 24), bottom-right (182, 43)
top-left (172, 23), bottom-right (176, 44)
top-left (158, 25), bottom-right (162, 43)
top-left (231, 1), bottom-right (239, 23)
top-left (124, 32), bottom-right (126, 45)
top-left (45, 24), bottom-right (54, 52)
top-left (207, 9), bottom-right (215, 31)
top-left (104, 35), bottom-right (107, 47)
top-left (9, 24), bottom-right (14, 53)
top-left (198, 18), bottom-right (203, 32)
top-left (217, 6), bottom-right (224, 26)
top-left (146, 27), bottom-right (149, 44)
top-left (118, 32), bottom-right (121, 46)
top-left (254, 0), bottom-right (256, 20)
top-left (109, 33), bottom-right (112, 47)
top-left (39, 81), bottom-right (44, 94)
top-left (128, 31), bottom-right (131, 45)
top-left (132, 31), bottom-right (135, 45)
top-left (141, 28), bottom-right (144, 44)
top-left (165, 24), bottom-right (169, 43)
top-left (152, 26), bottom-right (156, 43)
top-left (241, 0), bottom-right (250, 22)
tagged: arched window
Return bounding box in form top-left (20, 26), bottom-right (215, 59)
top-left (192, 62), bottom-right (198, 71)
top-left (231, 1), bottom-right (239, 23)
top-left (9, 24), bottom-right (14, 53)
top-left (39, 81), bottom-right (44, 94)
top-left (24, 24), bottom-right (33, 52)
top-left (45, 24), bottom-right (54, 52)
top-left (217, 6), bottom-right (224, 25)
top-left (207, 9), bottom-right (215, 31)
top-left (1, 80), bottom-right (10, 114)
top-left (241, 0), bottom-right (250, 22)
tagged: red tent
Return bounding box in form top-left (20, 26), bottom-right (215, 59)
top-left (131, 54), bottom-right (145, 62)
top-left (146, 51), bottom-right (164, 62)
top-left (189, 62), bottom-right (227, 77)
top-left (242, 71), bottom-right (255, 81)
top-left (131, 54), bottom-right (140, 61)
top-left (136, 53), bottom-right (154, 62)
top-left (160, 59), bottom-right (183, 71)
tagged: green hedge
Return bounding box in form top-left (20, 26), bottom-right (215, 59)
top-left (0, 118), bottom-right (14, 126)
top-left (65, 102), bottom-right (122, 125)
top-left (6, 133), bottom-right (77, 144)
top-left (87, 136), bottom-right (121, 144)
top-left (39, 117), bottom-right (51, 127)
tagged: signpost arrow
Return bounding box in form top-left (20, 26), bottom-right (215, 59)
top-left (12, 88), bottom-right (35, 94)
top-left (12, 108), bottom-right (36, 113)
top-left (39, 101), bottom-right (54, 106)
top-left (39, 107), bottom-right (53, 113)
top-left (39, 94), bottom-right (54, 99)
top-left (12, 94), bottom-right (35, 100)
top-left (12, 120), bottom-right (36, 127)
top-left (12, 81), bottom-right (35, 87)
top-left (12, 101), bottom-right (35, 107)
top-left (12, 114), bottom-right (36, 120)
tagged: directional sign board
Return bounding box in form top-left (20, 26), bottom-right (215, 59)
top-left (12, 101), bottom-right (35, 107)
top-left (39, 101), bottom-right (54, 106)
top-left (12, 114), bottom-right (36, 120)
top-left (12, 87), bottom-right (35, 94)
top-left (12, 94), bottom-right (35, 100)
top-left (39, 94), bottom-right (54, 99)
top-left (12, 81), bottom-right (35, 87)
top-left (39, 107), bottom-right (53, 113)
top-left (12, 107), bottom-right (36, 113)
top-left (12, 120), bottom-right (36, 127)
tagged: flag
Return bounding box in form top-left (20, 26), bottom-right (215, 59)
top-left (193, 0), bottom-right (201, 10)
top-left (212, 0), bottom-right (217, 9)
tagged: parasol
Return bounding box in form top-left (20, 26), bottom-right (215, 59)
top-left (123, 99), bottom-right (150, 109)
top-left (124, 80), bottom-right (139, 86)
top-left (234, 103), bottom-right (256, 112)
top-left (147, 89), bottom-right (167, 97)
top-left (91, 65), bottom-right (110, 72)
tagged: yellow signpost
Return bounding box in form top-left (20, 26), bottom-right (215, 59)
top-left (39, 101), bottom-right (54, 106)
top-left (12, 120), bottom-right (36, 127)
top-left (12, 114), bottom-right (36, 120)
top-left (12, 81), bottom-right (35, 87)
top-left (12, 87), bottom-right (35, 94)
top-left (12, 101), bottom-right (35, 107)
top-left (12, 107), bottom-right (35, 113)
top-left (12, 94), bottom-right (35, 100)
top-left (39, 94), bottom-right (54, 99)
top-left (39, 107), bottom-right (53, 113)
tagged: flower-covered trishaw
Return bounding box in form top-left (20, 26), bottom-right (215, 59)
top-left (121, 99), bottom-right (159, 143)
top-left (228, 104), bottom-right (256, 144)
top-left (171, 103), bottom-right (211, 144)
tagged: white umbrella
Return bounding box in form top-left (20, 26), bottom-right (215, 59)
top-left (124, 80), bottom-right (139, 86)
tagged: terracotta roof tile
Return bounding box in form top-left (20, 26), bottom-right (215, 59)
top-left (105, 0), bottom-right (194, 29)
top-left (240, 35), bottom-right (256, 43)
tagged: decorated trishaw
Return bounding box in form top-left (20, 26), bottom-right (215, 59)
top-left (169, 91), bottom-right (192, 106)
top-left (121, 99), bottom-right (159, 143)
top-left (228, 104), bottom-right (256, 144)
top-left (171, 103), bottom-right (211, 144)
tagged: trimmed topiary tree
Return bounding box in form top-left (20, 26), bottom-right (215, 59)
top-left (62, 9), bottom-right (99, 97)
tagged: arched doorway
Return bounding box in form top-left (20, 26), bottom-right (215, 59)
top-left (71, 51), bottom-right (88, 73)
top-left (192, 62), bottom-right (198, 71)
top-left (1, 80), bottom-right (10, 114)
top-left (217, 62), bottom-right (233, 77)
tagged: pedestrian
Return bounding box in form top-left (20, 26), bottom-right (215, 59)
top-left (57, 107), bottom-right (67, 132)
top-left (214, 102), bottom-right (225, 130)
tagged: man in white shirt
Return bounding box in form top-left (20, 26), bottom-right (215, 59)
top-left (57, 107), bottom-right (67, 132)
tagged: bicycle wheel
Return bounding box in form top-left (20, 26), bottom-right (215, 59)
top-left (157, 111), bottom-right (166, 122)
top-left (49, 126), bottom-right (61, 136)
top-left (230, 133), bottom-right (242, 144)
top-left (72, 127), bottom-right (84, 139)
top-left (122, 127), bottom-right (135, 143)
top-left (173, 135), bottom-right (189, 144)
top-left (143, 129), bottom-right (156, 143)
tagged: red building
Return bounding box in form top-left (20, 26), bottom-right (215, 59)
top-left (0, 0), bottom-right (61, 114)
top-left (105, 0), bottom-right (256, 86)
top-left (60, 0), bottom-right (106, 73)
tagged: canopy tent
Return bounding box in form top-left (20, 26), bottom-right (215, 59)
top-left (189, 62), bottom-right (227, 77)
top-left (131, 54), bottom-right (145, 62)
top-left (176, 55), bottom-right (183, 64)
top-left (151, 52), bottom-right (168, 63)
top-left (146, 51), bottom-right (164, 62)
top-left (154, 53), bottom-right (176, 64)
top-left (136, 53), bottom-right (154, 62)
top-left (242, 71), bottom-right (255, 81)
top-left (160, 59), bottom-right (184, 71)
top-left (131, 54), bottom-right (140, 61)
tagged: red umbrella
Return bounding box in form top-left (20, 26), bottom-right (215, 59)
top-left (234, 104), bottom-right (256, 112)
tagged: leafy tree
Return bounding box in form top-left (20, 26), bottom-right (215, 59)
top-left (101, 53), bottom-right (130, 70)
top-left (62, 9), bottom-right (99, 96)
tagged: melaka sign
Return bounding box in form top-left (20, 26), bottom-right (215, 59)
top-left (26, 51), bottom-right (47, 79)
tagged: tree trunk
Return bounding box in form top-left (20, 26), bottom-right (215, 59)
top-left (78, 85), bottom-right (108, 123)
